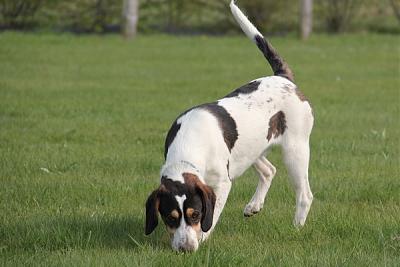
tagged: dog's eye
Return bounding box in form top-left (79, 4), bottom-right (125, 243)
top-left (191, 211), bottom-right (201, 222)
top-left (167, 214), bottom-right (178, 222)
top-left (165, 209), bottom-right (180, 224)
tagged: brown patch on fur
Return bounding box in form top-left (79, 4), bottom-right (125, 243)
top-left (186, 208), bottom-right (195, 218)
top-left (171, 209), bottom-right (179, 219)
top-left (267, 111), bottom-right (287, 141)
top-left (182, 174), bottom-right (216, 202)
top-left (145, 189), bottom-right (162, 235)
top-left (182, 173), bottom-right (207, 191)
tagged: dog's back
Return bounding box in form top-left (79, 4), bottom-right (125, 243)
top-left (217, 76), bottom-right (312, 179)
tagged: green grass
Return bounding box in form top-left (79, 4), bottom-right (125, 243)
top-left (0, 32), bottom-right (399, 266)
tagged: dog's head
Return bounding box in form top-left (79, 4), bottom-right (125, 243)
top-left (145, 172), bottom-right (216, 252)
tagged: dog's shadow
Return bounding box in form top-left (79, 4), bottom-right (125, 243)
top-left (3, 213), bottom-right (167, 252)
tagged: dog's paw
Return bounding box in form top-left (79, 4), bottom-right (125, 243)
top-left (243, 202), bottom-right (263, 217)
top-left (293, 215), bottom-right (307, 227)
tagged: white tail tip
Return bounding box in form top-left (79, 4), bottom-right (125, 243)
top-left (229, 0), bottom-right (263, 42)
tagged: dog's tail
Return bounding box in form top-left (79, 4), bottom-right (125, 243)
top-left (230, 1), bottom-right (294, 82)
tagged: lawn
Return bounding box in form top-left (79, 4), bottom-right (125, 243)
top-left (0, 32), bottom-right (399, 266)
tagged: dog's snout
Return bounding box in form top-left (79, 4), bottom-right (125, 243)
top-left (177, 242), bottom-right (197, 252)
top-left (172, 234), bottom-right (199, 252)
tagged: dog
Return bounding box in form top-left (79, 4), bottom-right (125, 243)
top-left (145, 0), bottom-right (314, 252)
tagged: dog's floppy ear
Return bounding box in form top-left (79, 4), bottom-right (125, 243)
top-left (182, 172), bottom-right (216, 232)
top-left (145, 189), bottom-right (160, 235)
top-left (196, 183), bottom-right (216, 232)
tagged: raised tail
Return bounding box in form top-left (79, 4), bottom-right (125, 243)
top-left (230, 0), bottom-right (294, 82)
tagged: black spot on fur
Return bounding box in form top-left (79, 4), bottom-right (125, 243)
top-left (224, 81), bottom-right (261, 98)
top-left (158, 192), bottom-right (182, 229)
top-left (201, 103), bottom-right (238, 152)
top-left (161, 176), bottom-right (187, 196)
top-left (164, 103), bottom-right (238, 158)
top-left (164, 121), bottom-right (181, 159)
top-left (227, 161), bottom-right (230, 180)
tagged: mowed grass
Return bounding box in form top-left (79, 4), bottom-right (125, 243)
top-left (0, 32), bottom-right (399, 266)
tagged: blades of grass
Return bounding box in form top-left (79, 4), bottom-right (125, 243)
top-left (128, 234), bottom-right (144, 249)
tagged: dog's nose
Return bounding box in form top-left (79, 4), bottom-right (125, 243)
top-left (178, 244), bottom-right (197, 252)
top-left (173, 239), bottom-right (198, 252)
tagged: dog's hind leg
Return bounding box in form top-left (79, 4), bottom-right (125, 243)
top-left (244, 156), bottom-right (276, 217)
top-left (282, 139), bottom-right (313, 227)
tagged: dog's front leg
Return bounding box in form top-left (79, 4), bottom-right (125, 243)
top-left (244, 156), bottom-right (276, 217)
top-left (201, 178), bottom-right (231, 242)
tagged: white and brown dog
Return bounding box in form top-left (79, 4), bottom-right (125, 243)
top-left (145, 1), bottom-right (314, 252)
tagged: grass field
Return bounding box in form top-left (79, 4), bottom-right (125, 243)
top-left (0, 32), bottom-right (399, 266)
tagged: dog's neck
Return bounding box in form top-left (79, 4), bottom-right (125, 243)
top-left (160, 160), bottom-right (204, 184)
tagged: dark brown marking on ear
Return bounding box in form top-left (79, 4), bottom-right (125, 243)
top-left (267, 111), bottom-right (287, 141)
top-left (145, 189), bottom-right (160, 235)
top-left (224, 81), bottom-right (261, 98)
top-left (182, 173), bottom-right (216, 232)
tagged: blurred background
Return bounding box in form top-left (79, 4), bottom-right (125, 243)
top-left (1, 1), bottom-right (399, 265)
top-left (0, 0), bottom-right (399, 37)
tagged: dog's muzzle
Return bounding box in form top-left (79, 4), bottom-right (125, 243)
top-left (171, 226), bottom-right (200, 252)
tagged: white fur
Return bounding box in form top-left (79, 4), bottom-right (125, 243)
top-left (230, 0), bottom-right (263, 41)
top-left (244, 156), bottom-right (276, 216)
top-left (171, 195), bottom-right (199, 251)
